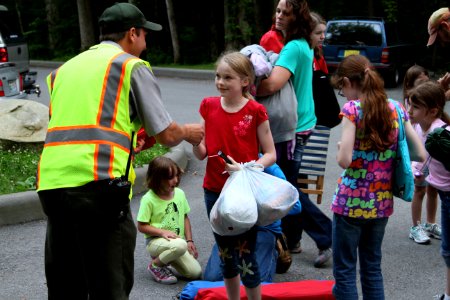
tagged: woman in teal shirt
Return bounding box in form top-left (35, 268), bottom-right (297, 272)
top-left (257, 0), bottom-right (332, 268)
top-left (257, 0), bottom-right (316, 187)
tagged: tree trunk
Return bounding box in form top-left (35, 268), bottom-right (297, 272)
top-left (207, 6), bottom-right (220, 61)
top-left (252, 0), bottom-right (263, 41)
top-left (44, 0), bottom-right (59, 52)
top-left (368, 0), bottom-right (374, 16)
top-left (14, 0), bottom-right (24, 34)
top-left (76, 0), bottom-right (96, 51)
top-left (224, 0), bottom-right (239, 50)
top-left (165, 0), bottom-right (180, 63)
top-left (224, 0), bottom-right (252, 50)
top-left (237, 1), bottom-right (251, 46)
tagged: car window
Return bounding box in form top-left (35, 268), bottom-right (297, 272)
top-left (0, 10), bottom-right (23, 40)
top-left (325, 21), bottom-right (382, 46)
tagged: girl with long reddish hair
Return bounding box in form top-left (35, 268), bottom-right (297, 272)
top-left (330, 54), bottom-right (426, 300)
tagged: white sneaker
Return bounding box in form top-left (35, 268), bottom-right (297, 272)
top-left (423, 223), bottom-right (442, 240)
top-left (409, 222), bottom-right (431, 244)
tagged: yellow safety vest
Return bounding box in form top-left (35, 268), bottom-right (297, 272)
top-left (37, 43), bottom-right (149, 191)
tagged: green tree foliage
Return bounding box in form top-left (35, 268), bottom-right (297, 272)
top-left (224, 0), bottom-right (255, 50)
top-left (382, 0), bottom-right (397, 23)
top-left (7, 0), bottom-right (450, 70)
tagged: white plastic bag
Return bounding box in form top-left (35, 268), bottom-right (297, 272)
top-left (245, 163), bottom-right (299, 226)
top-left (210, 168), bottom-right (258, 236)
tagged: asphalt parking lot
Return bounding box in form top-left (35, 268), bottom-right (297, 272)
top-left (1, 66), bottom-right (449, 299)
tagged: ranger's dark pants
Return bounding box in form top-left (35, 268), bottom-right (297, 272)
top-left (38, 180), bottom-right (136, 300)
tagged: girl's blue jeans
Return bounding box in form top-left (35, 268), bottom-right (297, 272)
top-left (439, 190), bottom-right (450, 268)
top-left (332, 213), bottom-right (388, 300)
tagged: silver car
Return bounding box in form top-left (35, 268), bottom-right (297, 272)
top-left (0, 4), bottom-right (35, 90)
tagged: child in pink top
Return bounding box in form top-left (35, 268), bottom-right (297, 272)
top-left (408, 80), bottom-right (450, 300)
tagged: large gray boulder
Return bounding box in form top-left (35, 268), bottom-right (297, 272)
top-left (0, 99), bottom-right (48, 143)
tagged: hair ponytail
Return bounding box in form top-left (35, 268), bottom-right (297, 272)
top-left (331, 55), bottom-right (394, 152)
top-left (244, 85), bottom-right (255, 100)
top-left (360, 68), bottom-right (394, 152)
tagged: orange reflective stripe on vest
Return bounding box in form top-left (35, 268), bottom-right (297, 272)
top-left (49, 69), bottom-right (58, 91)
top-left (40, 49), bottom-right (137, 185)
top-left (44, 125), bottom-right (130, 150)
top-left (48, 68), bottom-right (59, 117)
top-left (97, 52), bottom-right (134, 128)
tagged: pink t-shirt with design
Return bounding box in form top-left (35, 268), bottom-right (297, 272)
top-left (425, 121), bottom-right (450, 191)
top-left (411, 119), bottom-right (445, 173)
top-left (331, 99), bottom-right (408, 219)
top-left (200, 96), bottom-right (268, 193)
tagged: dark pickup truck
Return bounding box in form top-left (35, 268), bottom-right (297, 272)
top-left (322, 17), bottom-right (418, 87)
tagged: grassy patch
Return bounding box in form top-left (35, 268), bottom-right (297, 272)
top-left (0, 142), bottom-right (42, 195)
top-left (0, 142), bottom-right (168, 195)
top-left (133, 143), bottom-right (169, 168)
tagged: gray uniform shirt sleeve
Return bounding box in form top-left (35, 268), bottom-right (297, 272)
top-left (129, 64), bottom-right (173, 136)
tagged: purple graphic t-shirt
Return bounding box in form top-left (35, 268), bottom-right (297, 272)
top-left (331, 99), bottom-right (409, 219)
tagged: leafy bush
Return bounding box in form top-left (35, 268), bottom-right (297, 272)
top-left (133, 143), bottom-right (169, 168)
top-left (0, 142), bottom-right (41, 195)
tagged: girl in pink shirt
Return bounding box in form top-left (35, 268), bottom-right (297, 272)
top-left (408, 81), bottom-right (450, 300)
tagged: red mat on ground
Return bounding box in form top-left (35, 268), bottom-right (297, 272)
top-left (194, 280), bottom-right (335, 300)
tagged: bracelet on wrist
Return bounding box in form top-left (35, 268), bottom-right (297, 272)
top-left (186, 239), bottom-right (194, 243)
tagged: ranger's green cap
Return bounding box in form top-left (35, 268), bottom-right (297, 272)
top-left (99, 2), bottom-right (162, 33)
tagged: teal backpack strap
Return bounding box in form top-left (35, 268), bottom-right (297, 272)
top-left (390, 99), bottom-right (405, 141)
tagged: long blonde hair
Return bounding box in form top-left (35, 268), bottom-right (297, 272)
top-left (216, 51), bottom-right (255, 99)
top-left (310, 12), bottom-right (326, 59)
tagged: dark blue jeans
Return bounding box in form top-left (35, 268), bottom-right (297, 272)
top-left (278, 133), bottom-right (332, 251)
top-left (281, 191), bottom-right (332, 250)
top-left (332, 214), bottom-right (388, 300)
top-left (204, 189), bottom-right (261, 288)
top-left (203, 228), bottom-right (277, 283)
top-left (279, 133), bottom-right (311, 189)
top-left (439, 190), bottom-right (450, 268)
